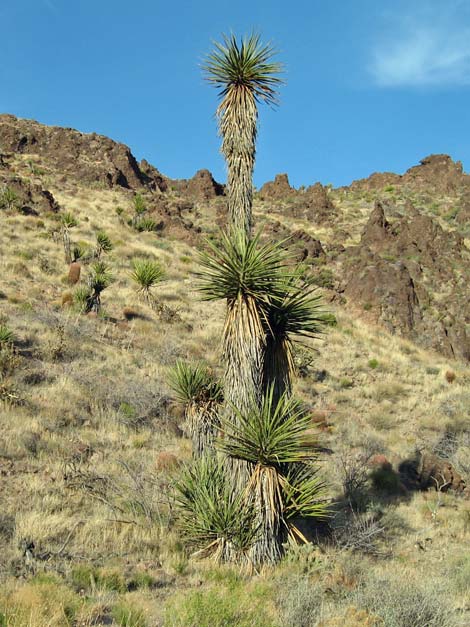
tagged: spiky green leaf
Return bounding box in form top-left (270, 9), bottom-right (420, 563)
top-left (202, 33), bottom-right (284, 106)
top-left (168, 360), bottom-right (222, 405)
top-left (219, 386), bottom-right (318, 466)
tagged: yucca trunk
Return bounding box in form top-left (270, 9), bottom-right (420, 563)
top-left (62, 227), bottom-right (72, 264)
top-left (247, 465), bottom-right (285, 565)
top-left (223, 294), bottom-right (265, 487)
top-left (184, 401), bottom-right (220, 458)
top-left (218, 88), bottom-right (257, 237)
top-left (262, 336), bottom-right (293, 406)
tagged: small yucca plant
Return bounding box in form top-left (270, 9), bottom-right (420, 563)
top-left (133, 193), bottom-right (147, 216)
top-left (0, 325), bottom-right (15, 345)
top-left (175, 455), bottom-right (258, 563)
top-left (135, 217), bottom-right (158, 232)
top-left (60, 212), bottom-right (78, 263)
top-left (168, 360), bottom-right (222, 405)
top-left (0, 186), bottom-right (19, 211)
top-left (131, 258), bottom-right (165, 307)
top-left (61, 212), bottom-right (78, 229)
top-left (71, 242), bottom-right (89, 263)
top-left (168, 361), bottom-right (222, 457)
top-left (95, 231), bottom-right (113, 258)
top-left (84, 261), bottom-right (114, 313)
top-left (73, 285), bottom-right (92, 313)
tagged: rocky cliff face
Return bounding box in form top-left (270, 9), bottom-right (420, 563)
top-left (0, 114), bottom-right (167, 191)
top-left (349, 154), bottom-right (470, 195)
top-left (340, 202), bottom-right (470, 360)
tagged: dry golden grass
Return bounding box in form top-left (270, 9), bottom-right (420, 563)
top-left (0, 161), bottom-right (468, 625)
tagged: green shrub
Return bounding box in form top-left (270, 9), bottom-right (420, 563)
top-left (73, 285), bottom-right (92, 313)
top-left (70, 565), bottom-right (126, 593)
top-left (311, 268), bottom-right (334, 289)
top-left (133, 193), bottom-right (146, 216)
top-left (0, 186), bottom-right (19, 210)
top-left (451, 555), bottom-right (470, 594)
top-left (368, 358), bottom-right (379, 369)
top-left (323, 312), bottom-right (337, 327)
top-left (70, 565), bottom-right (96, 592)
top-left (367, 413), bottom-right (394, 431)
top-left (164, 584), bottom-right (276, 627)
top-left (112, 602), bottom-right (147, 627)
top-left (127, 572), bottom-right (155, 590)
top-left (277, 577), bottom-right (324, 627)
top-left (0, 325), bottom-right (14, 346)
top-left (370, 466), bottom-right (402, 494)
top-left (136, 217), bottom-right (159, 232)
top-left (353, 577), bottom-right (457, 627)
top-left (61, 212), bottom-right (78, 228)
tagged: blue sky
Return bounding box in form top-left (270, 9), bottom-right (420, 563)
top-left (1, 0), bottom-right (470, 188)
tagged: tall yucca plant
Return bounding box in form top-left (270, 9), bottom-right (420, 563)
top-left (197, 231), bottom-right (285, 413)
top-left (262, 277), bottom-right (326, 403)
top-left (218, 387), bottom-right (329, 565)
top-left (203, 33), bottom-right (283, 235)
top-left (168, 360), bottom-right (223, 457)
top-left (196, 230), bottom-right (286, 485)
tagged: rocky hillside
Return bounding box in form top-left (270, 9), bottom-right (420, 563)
top-left (2, 114), bottom-right (469, 362)
top-left (0, 114), bottom-right (469, 625)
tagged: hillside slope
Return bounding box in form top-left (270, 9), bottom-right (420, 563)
top-left (0, 115), bottom-right (469, 626)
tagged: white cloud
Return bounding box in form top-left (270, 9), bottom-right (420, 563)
top-left (370, 4), bottom-right (470, 87)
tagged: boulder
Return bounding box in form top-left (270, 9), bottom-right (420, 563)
top-left (417, 452), bottom-right (467, 492)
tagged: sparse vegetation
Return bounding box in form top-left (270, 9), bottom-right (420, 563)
top-left (95, 230), bottom-right (113, 258)
top-left (0, 35), bottom-right (468, 627)
top-left (130, 257), bottom-right (165, 307)
top-left (0, 186), bottom-right (19, 211)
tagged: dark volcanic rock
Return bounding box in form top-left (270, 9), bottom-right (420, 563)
top-left (403, 154), bottom-right (467, 194)
top-left (186, 169), bottom-right (224, 200)
top-left (341, 203), bottom-right (470, 360)
top-left (0, 114), bottom-right (148, 190)
top-left (349, 154), bottom-right (470, 195)
top-left (259, 173), bottom-right (294, 199)
top-left (360, 200), bottom-right (392, 249)
top-left (260, 176), bottom-right (336, 224)
top-left (301, 183), bottom-right (336, 222)
top-left (139, 159), bottom-right (168, 193)
top-left (350, 171), bottom-right (401, 192)
top-left (289, 229), bottom-right (325, 261)
top-left (0, 173), bottom-right (60, 214)
top-left (344, 249), bottom-right (422, 334)
top-left (417, 451), bottom-right (467, 493)
top-left (170, 169), bottom-right (224, 202)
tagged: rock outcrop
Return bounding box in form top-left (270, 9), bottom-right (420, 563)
top-left (349, 154), bottom-right (470, 195)
top-left (259, 173), bottom-right (294, 199)
top-left (0, 164), bottom-right (60, 215)
top-left (0, 114), bottom-right (161, 191)
top-left (175, 169), bottom-right (224, 201)
top-left (341, 201), bottom-right (470, 360)
top-left (260, 175), bottom-right (336, 224)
